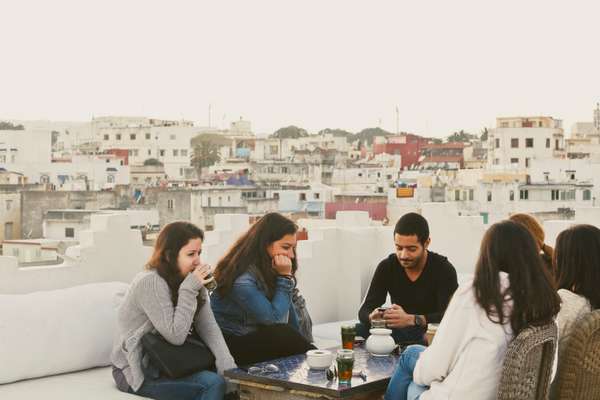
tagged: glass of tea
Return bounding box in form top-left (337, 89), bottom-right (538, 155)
top-left (336, 349), bottom-right (354, 384)
top-left (341, 325), bottom-right (356, 350)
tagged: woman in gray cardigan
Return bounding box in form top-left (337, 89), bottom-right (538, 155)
top-left (111, 222), bottom-right (236, 400)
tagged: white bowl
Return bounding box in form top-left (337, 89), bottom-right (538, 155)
top-left (306, 349), bottom-right (333, 370)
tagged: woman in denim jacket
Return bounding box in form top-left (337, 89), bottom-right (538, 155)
top-left (211, 213), bottom-right (315, 365)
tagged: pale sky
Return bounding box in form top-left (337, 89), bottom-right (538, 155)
top-left (1, 0), bottom-right (599, 138)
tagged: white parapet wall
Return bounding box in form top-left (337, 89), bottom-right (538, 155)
top-left (421, 202), bottom-right (485, 275)
top-left (0, 214), bottom-right (152, 294)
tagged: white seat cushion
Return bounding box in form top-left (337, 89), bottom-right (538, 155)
top-left (0, 367), bottom-right (149, 400)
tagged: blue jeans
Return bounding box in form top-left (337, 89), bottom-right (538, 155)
top-left (133, 370), bottom-right (226, 400)
top-left (384, 345), bottom-right (429, 400)
top-left (355, 322), bottom-right (427, 345)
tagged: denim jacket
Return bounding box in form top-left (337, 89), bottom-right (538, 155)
top-left (210, 271), bottom-right (299, 336)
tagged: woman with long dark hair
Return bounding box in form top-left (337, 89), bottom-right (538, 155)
top-left (211, 212), bottom-right (315, 365)
top-left (111, 222), bottom-right (236, 400)
top-left (554, 224), bottom-right (600, 355)
top-left (385, 220), bottom-right (561, 400)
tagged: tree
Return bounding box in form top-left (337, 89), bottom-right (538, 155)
top-left (143, 158), bottom-right (163, 166)
top-left (447, 130), bottom-right (477, 143)
top-left (0, 121), bottom-right (25, 130)
top-left (191, 135), bottom-right (222, 177)
top-left (270, 126), bottom-right (308, 139)
top-left (353, 127), bottom-right (391, 145)
top-left (480, 127), bottom-right (489, 142)
top-left (318, 128), bottom-right (353, 137)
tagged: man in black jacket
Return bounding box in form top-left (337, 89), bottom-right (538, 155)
top-left (357, 213), bottom-right (458, 344)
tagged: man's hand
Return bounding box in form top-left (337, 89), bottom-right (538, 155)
top-left (368, 308), bottom-right (384, 322)
top-left (382, 304), bottom-right (414, 328)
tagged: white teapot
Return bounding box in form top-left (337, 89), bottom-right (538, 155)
top-left (366, 328), bottom-right (396, 356)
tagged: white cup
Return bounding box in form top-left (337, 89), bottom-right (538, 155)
top-left (306, 349), bottom-right (334, 370)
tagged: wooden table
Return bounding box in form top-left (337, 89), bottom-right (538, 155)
top-left (225, 345), bottom-right (400, 399)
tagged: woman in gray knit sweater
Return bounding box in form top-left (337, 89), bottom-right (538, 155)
top-left (111, 222), bottom-right (236, 400)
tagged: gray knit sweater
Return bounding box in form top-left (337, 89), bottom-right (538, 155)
top-left (110, 270), bottom-right (237, 391)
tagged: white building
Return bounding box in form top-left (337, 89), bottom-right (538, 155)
top-left (487, 116), bottom-right (565, 169)
top-left (43, 209), bottom-right (159, 240)
top-left (330, 165), bottom-right (400, 194)
top-left (566, 104), bottom-right (600, 160)
top-left (93, 116), bottom-right (197, 180)
top-left (0, 191), bottom-right (21, 241)
top-left (0, 129), bottom-right (52, 166)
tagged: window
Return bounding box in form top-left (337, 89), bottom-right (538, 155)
top-left (173, 149), bottom-right (179, 157)
top-left (583, 189), bottom-right (592, 201)
top-left (130, 134), bottom-right (136, 140)
top-left (387, 174), bottom-right (392, 180)
top-left (116, 134), bottom-right (122, 140)
top-left (526, 138), bottom-right (534, 148)
top-left (314, 193), bottom-right (320, 200)
top-left (273, 192), bottom-right (280, 200)
top-left (510, 158), bottom-right (519, 164)
top-left (145, 133), bottom-right (151, 140)
top-left (520, 190), bottom-right (529, 200)
top-left (267, 166), bottom-right (274, 173)
top-left (539, 121), bottom-right (543, 127)
top-left (103, 134), bottom-right (109, 140)
top-left (495, 138), bottom-right (500, 148)
top-left (133, 149), bottom-right (139, 156)
top-left (299, 193), bottom-right (307, 201)
top-left (167, 199), bottom-right (174, 209)
top-left (455, 190), bottom-right (460, 201)
top-left (555, 139), bottom-right (560, 150)
top-left (12, 248), bottom-right (19, 257)
top-left (181, 149), bottom-right (188, 157)
top-left (487, 191), bottom-right (492, 202)
top-left (493, 158), bottom-right (499, 165)
top-left (6, 200), bottom-right (12, 210)
top-left (35, 248), bottom-right (42, 258)
top-left (551, 190), bottom-right (559, 200)
top-left (525, 158), bottom-right (530, 168)
top-left (282, 167), bottom-right (288, 174)
top-left (65, 227), bottom-right (75, 238)
top-left (0, 155), bottom-right (5, 163)
top-left (107, 175), bottom-right (115, 183)
top-left (128, 150), bottom-right (133, 156)
top-left (159, 149), bottom-right (165, 157)
top-left (546, 138), bottom-right (550, 148)
top-left (469, 189), bottom-right (474, 201)
top-left (358, 172), bottom-right (363, 177)
top-left (509, 190), bottom-right (514, 201)
top-left (377, 172), bottom-right (381, 178)
top-left (511, 138), bottom-right (519, 148)
top-left (147, 149), bottom-right (152, 156)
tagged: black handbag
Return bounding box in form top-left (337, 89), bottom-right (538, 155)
top-left (141, 330), bottom-right (216, 379)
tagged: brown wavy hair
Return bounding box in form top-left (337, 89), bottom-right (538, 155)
top-left (473, 220), bottom-right (560, 335)
top-left (554, 224), bottom-right (600, 309)
top-left (509, 213), bottom-right (554, 266)
top-left (146, 221), bottom-right (205, 307)
top-left (213, 212), bottom-right (298, 297)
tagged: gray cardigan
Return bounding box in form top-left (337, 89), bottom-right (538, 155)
top-left (110, 270), bottom-right (236, 391)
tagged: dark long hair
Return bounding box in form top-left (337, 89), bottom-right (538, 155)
top-left (554, 224), bottom-right (600, 309)
top-left (473, 220), bottom-right (560, 335)
top-left (214, 212), bottom-right (298, 296)
top-left (146, 221), bottom-right (205, 307)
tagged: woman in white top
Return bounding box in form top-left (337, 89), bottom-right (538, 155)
top-left (554, 224), bottom-right (599, 356)
top-left (384, 220), bottom-right (560, 400)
